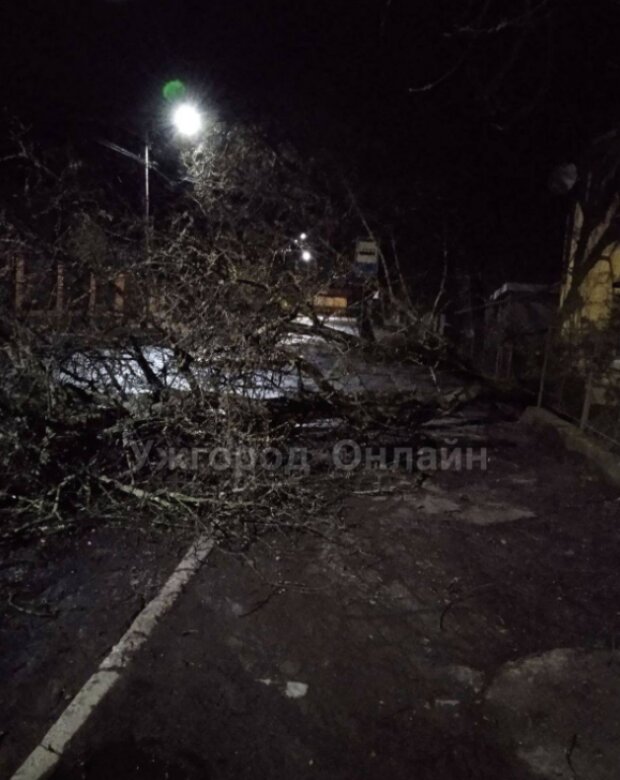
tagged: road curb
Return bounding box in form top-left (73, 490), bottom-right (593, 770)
top-left (521, 406), bottom-right (620, 490)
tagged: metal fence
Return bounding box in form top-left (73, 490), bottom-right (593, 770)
top-left (536, 319), bottom-right (620, 453)
top-left (455, 286), bottom-right (620, 453)
top-left (454, 289), bottom-right (553, 390)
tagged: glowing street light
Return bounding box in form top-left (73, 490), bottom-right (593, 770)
top-left (301, 249), bottom-right (312, 262)
top-left (172, 103), bottom-right (203, 137)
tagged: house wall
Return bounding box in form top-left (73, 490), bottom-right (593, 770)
top-left (576, 246), bottom-right (620, 323)
top-left (562, 201), bottom-right (620, 326)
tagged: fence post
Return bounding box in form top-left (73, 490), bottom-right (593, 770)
top-left (56, 262), bottom-right (65, 316)
top-left (114, 272), bottom-right (126, 318)
top-left (505, 344), bottom-right (514, 380)
top-left (15, 255), bottom-right (25, 313)
top-left (537, 324), bottom-right (553, 408)
top-left (580, 372), bottom-right (593, 431)
top-left (88, 273), bottom-right (97, 318)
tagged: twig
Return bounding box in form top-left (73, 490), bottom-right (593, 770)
top-left (7, 593), bottom-right (58, 619)
top-left (566, 733), bottom-right (579, 779)
top-left (238, 585), bottom-right (282, 618)
top-left (440, 582), bottom-right (495, 631)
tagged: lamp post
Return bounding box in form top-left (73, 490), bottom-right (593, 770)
top-left (95, 98), bottom-right (205, 318)
top-left (144, 133), bottom-right (151, 257)
top-left (143, 102), bottom-right (204, 256)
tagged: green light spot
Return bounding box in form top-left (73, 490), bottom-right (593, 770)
top-left (163, 80), bottom-right (186, 102)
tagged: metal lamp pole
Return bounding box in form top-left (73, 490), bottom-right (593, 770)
top-left (144, 134), bottom-right (151, 258)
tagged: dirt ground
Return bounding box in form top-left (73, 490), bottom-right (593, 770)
top-left (2, 418), bottom-right (620, 779)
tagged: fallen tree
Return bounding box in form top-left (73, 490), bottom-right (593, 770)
top-left (0, 122), bottom-right (481, 546)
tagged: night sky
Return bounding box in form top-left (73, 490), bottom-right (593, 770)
top-left (3, 0), bottom-right (620, 292)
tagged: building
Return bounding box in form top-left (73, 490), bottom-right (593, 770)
top-left (550, 132), bottom-right (620, 441)
top-left (559, 130), bottom-right (620, 329)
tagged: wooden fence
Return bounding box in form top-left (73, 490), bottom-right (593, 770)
top-left (1, 256), bottom-right (131, 321)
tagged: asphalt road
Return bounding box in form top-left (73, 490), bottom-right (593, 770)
top-left (4, 419), bottom-right (618, 779)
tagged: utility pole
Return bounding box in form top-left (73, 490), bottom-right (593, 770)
top-left (144, 134), bottom-right (151, 258)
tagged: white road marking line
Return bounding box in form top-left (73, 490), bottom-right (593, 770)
top-left (11, 535), bottom-right (214, 780)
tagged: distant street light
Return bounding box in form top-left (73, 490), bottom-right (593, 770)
top-left (172, 103), bottom-right (203, 137)
top-left (301, 250), bottom-right (312, 262)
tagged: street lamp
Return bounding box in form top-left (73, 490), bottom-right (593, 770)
top-left (171, 103), bottom-right (203, 137)
top-left (144, 101), bottom-right (204, 252)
